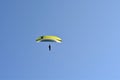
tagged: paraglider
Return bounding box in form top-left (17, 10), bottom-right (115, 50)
top-left (48, 44), bottom-right (51, 51)
top-left (36, 35), bottom-right (62, 51)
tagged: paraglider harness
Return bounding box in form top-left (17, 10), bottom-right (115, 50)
top-left (48, 44), bottom-right (51, 51)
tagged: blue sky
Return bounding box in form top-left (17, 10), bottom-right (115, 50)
top-left (1, 0), bottom-right (120, 80)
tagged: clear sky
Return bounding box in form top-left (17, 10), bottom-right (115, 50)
top-left (0, 0), bottom-right (120, 80)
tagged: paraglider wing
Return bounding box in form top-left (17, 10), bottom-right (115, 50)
top-left (36, 35), bottom-right (62, 43)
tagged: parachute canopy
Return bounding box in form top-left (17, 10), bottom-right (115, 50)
top-left (36, 35), bottom-right (62, 43)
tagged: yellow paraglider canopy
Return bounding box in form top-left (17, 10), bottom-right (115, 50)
top-left (36, 35), bottom-right (62, 43)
